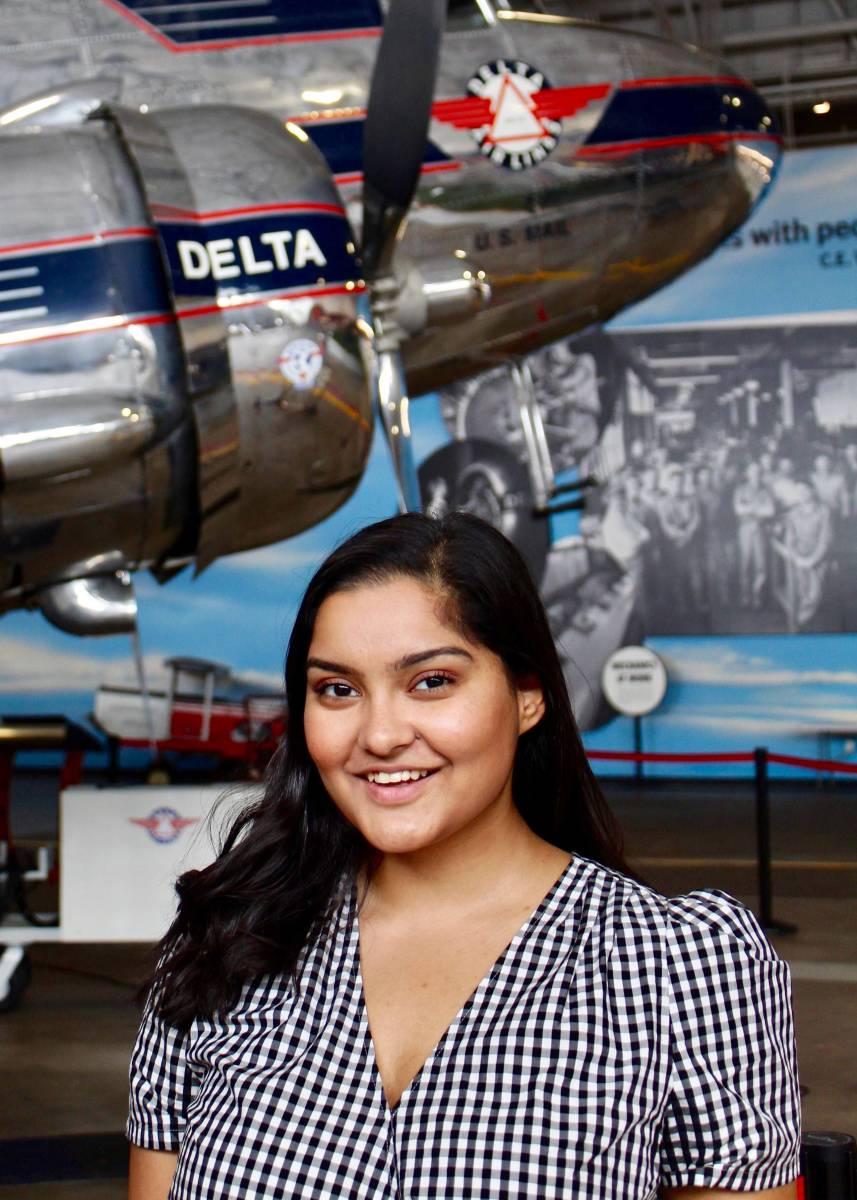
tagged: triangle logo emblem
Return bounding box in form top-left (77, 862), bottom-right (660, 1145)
top-left (466, 59), bottom-right (562, 170)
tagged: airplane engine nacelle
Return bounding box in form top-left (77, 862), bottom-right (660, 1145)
top-left (0, 101), bottom-right (370, 633)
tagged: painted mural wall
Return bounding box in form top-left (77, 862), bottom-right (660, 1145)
top-left (2, 144), bottom-right (857, 775)
top-left (594, 143), bottom-right (857, 772)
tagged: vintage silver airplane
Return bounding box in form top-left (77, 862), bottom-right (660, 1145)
top-left (0, 0), bottom-right (779, 635)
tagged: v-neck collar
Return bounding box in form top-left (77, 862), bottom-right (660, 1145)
top-left (349, 855), bottom-right (584, 1115)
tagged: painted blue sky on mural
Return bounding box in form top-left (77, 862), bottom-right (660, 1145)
top-left (612, 145), bottom-right (857, 326)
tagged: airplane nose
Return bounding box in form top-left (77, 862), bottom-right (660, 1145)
top-left (580, 49), bottom-right (780, 207)
top-left (400, 13), bottom-right (780, 389)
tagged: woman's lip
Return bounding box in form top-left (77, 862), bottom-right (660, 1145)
top-left (354, 766), bottom-right (442, 782)
top-left (358, 770), bottom-right (438, 805)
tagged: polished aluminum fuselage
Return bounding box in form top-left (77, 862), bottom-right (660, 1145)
top-left (0, 2), bottom-right (779, 629)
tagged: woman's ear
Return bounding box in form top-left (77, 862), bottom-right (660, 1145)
top-left (517, 677), bottom-right (546, 735)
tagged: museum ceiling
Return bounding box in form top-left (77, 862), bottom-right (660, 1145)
top-left (538, 0), bottom-right (857, 145)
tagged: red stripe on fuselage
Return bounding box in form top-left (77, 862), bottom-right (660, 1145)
top-left (0, 228), bottom-right (156, 258)
top-left (577, 130), bottom-right (781, 157)
top-left (0, 282), bottom-right (362, 348)
top-left (97, 0), bottom-right (380, 53)
top-left (620, 74), bottom-right (748, 89)
top-left (0, 311), bottom-right (174, 348)
top-left (176, 282), bottom-right (363, 320)
top-left (175, 28), bottom-right (381, 52)
top-left (334, 160), bottom-right (462, 186)
top-left (151, 201), bottom-right (346, 222)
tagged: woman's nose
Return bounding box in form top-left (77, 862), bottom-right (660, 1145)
top-left (357, 698), bottom-right (416, 756)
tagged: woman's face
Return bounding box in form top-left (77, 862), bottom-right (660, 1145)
top-left (304, 575), bottom-right (544, 857)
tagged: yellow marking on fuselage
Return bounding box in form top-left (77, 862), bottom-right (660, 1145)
top-left (491, 267), bottom-right (591, 285)
top-left (605, 251), bottom-right (692, 279)
top-left (319, 387), bottom-right (371, 432)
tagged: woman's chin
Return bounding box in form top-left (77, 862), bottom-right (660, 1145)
top-left (359, 816), bottom-right (446, 857)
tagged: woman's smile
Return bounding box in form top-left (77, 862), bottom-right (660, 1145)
top-left (357, 766), bottom-right (441, 806)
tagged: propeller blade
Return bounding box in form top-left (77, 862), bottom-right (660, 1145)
top-left (361, 0), bottom-right (447, 278)
top-left (360, 0), bottom-right (447, 515)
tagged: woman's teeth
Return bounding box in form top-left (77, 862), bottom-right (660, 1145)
top-left (367, 769), bottom-right (430, 785)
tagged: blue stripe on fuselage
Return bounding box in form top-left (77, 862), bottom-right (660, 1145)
top-left (304, 120), bottom-right (451, 178)
top-left (303, 83), bottom-right (771, 177)
top-left (0, 238), bottom-right (170, 332)
top-left (113, 0), bottom-right (382, 45)
top-left (585, 83), bottom-right (774, 146)
top-left (156, 211), bottom-right (358, 300)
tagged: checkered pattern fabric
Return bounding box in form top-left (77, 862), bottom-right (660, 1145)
top-left (127, 856), bottom-right (800, 1198)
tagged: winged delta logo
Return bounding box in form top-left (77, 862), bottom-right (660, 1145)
top-left (432, 62), bottom-right (612, 171)
top-left (130, 806), bottom-right (199, 845)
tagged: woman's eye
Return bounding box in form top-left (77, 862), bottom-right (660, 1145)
top-left (414, 673), bottom-right (453, 692)
top-left (317, 681), bottom-right (357, 699)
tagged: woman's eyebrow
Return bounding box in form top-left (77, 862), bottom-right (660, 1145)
top-left (306, 657), bottom-right (354, 675)
top-left (306, 646), bottom-right (473, 676)
top-left (392, 646), bottom-right (473, 670)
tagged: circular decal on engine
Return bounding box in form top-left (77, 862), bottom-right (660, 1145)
top-left (466, 60), bottom-right (561, 171)
top-left (279, 338), bottom-right (324, 390)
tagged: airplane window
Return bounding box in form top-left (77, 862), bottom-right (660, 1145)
top-left (524, 1), bottom-right (576, 14)
top-left (498, 1), bottom-right (569, 14)
top-left (175, 670), bottom-right (206, 699)
top-left (446, 0), bottom-right (551, 27)
top-left (447, 0), bottom-right (492, 28)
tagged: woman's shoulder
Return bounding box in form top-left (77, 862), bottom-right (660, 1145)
top-left (571, 855), bottom-right (779, 961)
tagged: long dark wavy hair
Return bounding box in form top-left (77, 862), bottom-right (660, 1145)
top-left (150, 512), bottom-right (631, 1028)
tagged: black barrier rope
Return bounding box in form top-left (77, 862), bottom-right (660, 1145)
top-left (586, 743), bottom-right (857, 934)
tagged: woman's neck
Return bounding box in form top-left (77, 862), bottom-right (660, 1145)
top-left (363, 803), bottom-right (571, 919)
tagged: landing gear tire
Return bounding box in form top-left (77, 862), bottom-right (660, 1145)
top-left (0, 945), bottom-right (32, 1014)
top-left (418, 438), bottom-right (549, 585)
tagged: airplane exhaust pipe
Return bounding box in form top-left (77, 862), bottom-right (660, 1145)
top-left (38, 561), bottom-right (137, 637)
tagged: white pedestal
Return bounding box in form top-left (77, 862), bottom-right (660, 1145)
top-left (50, 783), bottom-right (256, 942)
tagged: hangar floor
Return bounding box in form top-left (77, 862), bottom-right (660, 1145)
top-left (1, 776), bottom-right (855, 1197)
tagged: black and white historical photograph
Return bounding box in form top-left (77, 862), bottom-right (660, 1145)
top-left (432, 321), bottom-right (857, 643)
top-left (594, 321), bottom-right (857, 634)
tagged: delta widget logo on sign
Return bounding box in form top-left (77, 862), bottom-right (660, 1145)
top-left (130, 806), bottom-right (199, 844)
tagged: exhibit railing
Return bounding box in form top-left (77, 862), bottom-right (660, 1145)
top-left (588, 745), bottom-right (857, 931)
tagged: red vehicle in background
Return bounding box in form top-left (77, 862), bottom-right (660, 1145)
top-left (93, 657), bottom-right (286, 779)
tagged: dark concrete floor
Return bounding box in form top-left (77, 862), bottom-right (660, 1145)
top-left (1, 776), bottom-right (855, 1193)
top-left (0, 1185), bottom-right (126, 1199)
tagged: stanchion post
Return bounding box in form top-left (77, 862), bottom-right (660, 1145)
top-left (107, 736), bottom-right (120, 785)
top-left (634, 716), bottom-right (643, 784)
top-left (754, 747), bottom-right (797, 936)
top-left (800, 1131), bottom-right (856, 1199)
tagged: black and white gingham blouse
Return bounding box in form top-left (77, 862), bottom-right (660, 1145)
top-left (128, 855), bottom-right (801, 1198)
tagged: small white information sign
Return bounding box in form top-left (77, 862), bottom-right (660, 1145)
top-left (601, 645), bottom-right (667, 717)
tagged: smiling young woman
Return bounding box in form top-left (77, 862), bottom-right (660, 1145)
top-left (127, 513), bottom-right (801, 1200)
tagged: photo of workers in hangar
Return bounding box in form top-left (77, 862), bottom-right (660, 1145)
top-left (435, 321), bottom-right (857, 638)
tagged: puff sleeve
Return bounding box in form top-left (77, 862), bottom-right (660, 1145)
top-left (658, 889), bottom-right (801, 1191)
top-left (126, 996), bottom-right (199, 1151)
